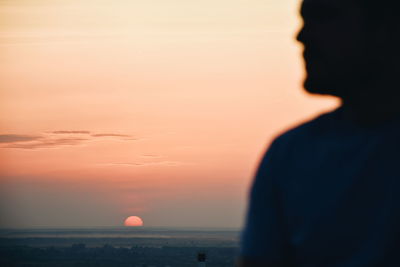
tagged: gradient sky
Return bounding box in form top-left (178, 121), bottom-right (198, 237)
top-left (0, 0), bottom-right (337, 228)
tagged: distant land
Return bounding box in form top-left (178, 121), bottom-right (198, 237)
top-left (0, 227), bottom-right (241, 266)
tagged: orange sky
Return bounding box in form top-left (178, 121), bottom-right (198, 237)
top-left (0, 0), bottom-right (337, 228)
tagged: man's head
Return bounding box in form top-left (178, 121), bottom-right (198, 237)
top-left (297, 0), bottom-right (400, 102)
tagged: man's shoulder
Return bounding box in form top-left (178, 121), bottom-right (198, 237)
top-left (272, 107), bottom-right (340, 147)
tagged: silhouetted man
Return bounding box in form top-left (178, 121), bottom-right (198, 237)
top-left (239, 0), bottom-right (400, 266)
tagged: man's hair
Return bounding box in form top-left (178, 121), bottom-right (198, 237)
top-left (360, 0), bottom-right (400, 24)
top-left (357, 0), bottom-right (400, 99)
top-left (359, 0), bottom-right (400, 49)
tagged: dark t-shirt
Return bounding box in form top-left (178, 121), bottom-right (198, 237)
top-left (240, 107), bottom-right (400, 266)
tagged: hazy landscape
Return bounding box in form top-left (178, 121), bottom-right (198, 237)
top-left (0, 227), bottom-right (240, 266)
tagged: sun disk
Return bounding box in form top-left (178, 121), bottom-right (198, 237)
top-left (124, 216), bottom-right (144, 227)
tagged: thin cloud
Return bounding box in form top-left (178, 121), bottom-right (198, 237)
top-left (1, 130), bottom-right (137, 149)
top-left (0, 134), bottom-right (42, 143)
top-left (91, 133), bottom-right (132, 138)
top-left (102, 161), bottom-right (183, 167)
top-left (4, 137), bottom-right (88, 149)
top-left (52, 131), bottom-right (91, 134)
top-left (90, 133), bottom-right (139, 141)
top-left (51, 131), bottom-right (135, 139)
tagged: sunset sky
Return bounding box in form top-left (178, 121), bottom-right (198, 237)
top-left (0, 0), bottom-right (337, 228)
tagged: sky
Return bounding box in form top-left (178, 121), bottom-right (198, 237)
top-left (0, 0), bottom-right (338, 228)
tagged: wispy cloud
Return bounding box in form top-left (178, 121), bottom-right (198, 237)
top-left (101, 161), bottom-right (184, 167)
top-left (91, 133), bottom-right (132, 138)
top-left (0, 131), bottom-right (137, 149)
top-left (50, 131), bottom-right (135, 138)
top-left (5, 137), bottom-right (88, 149)
top-left (0, 134), bottom-right (42, 143)
top-left (52, 131), bottom-right (91, 134)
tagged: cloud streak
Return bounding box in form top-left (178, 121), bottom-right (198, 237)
top-left (0, 134), bottom-right (42, 143)
top-left (91, 133), bottom-right (132, 138)
top-left (100, 161), bottom-right (184, 167)
top-left (0, 131), bottom-right (137, 149)
top-left (52, 131), bottom-right (91, 134)
top-left (4, 137), bottom-right (88, 149)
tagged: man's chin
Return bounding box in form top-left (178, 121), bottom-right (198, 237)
top-left (303, 77), bottom-right (343, 97)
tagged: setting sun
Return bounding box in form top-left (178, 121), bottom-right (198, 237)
top-left (124, 216), bottom-right (144, 227)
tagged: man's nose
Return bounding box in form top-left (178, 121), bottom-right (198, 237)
top-left (296, 26), bottom-right (305, 44)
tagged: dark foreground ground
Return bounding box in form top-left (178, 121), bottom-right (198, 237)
top-left (0, 243), bottom-right (237, 267)
top-left (0, 228), bottom-right (240, 266)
